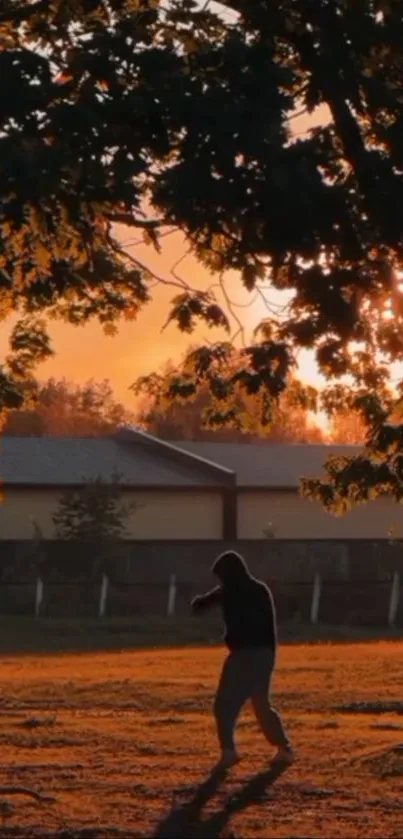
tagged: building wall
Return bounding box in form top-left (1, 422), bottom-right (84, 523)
top-left (3, 485), bottom-right (403, 542)
top-left (237, 490), bottom-right (403, 540)
top-left (0, 488), bottom-right (223, 540)
top-left (127, 490), bottom-right (223, 539)
top-left (0, 489), bottom-right (59, 539)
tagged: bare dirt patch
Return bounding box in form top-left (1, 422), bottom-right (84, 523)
top-left (0, 642), bottom-right (401, 836)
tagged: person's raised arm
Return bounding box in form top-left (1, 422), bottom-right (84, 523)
top-left (191, 586), bottom-right (222, 613)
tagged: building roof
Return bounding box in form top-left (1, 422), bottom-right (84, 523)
top-left (178, 441), bottom-right (361, 488)
top-left (0, 431), bottom-right (360, 490)
top-left (0, 436), bottom-right (233, 488)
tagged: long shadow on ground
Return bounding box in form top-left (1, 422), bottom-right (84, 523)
top-left (152, 763), bottom-right (287, 838)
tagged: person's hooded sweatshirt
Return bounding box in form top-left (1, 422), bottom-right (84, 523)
top-left (193, 551), bottom-right (277, 652)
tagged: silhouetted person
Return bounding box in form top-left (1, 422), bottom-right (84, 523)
top-left (191, 550), bottom-right (294, 770)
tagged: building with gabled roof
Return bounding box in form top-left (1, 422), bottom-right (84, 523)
top-left (0, 429), bottom-right (399, 540)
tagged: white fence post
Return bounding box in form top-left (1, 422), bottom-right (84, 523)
top-left (167, 574), bottom-right (177, 617)
top-left (310, 572), bottom-right (321, 625)
top-left (99, 574), bottom-right (109, 618)
top-left (388, 572), bottom-right (400, 627)
top-left (35, 577), bottom-right (43, 617)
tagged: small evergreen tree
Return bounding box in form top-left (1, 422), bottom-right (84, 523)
top-left (53, 473), bottom-right (134, 542)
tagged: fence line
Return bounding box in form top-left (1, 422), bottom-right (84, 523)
top-left (167, 574), bottom-right (176, 617)
top-left (34, 577), bottom-right (43, 618)
top-left (98, 574), bottom-right (108, 618)
top-left (388, 571), bottom-right (400, 626)
top-left (0, 573), bottom-right (396, 626)
top-left (310, 572), bottom-right (321, 625)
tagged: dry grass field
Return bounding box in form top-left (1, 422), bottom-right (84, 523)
top-left (0, 640), bottom-right (402, 838)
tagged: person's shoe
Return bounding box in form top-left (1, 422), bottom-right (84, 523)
top-left (271, 746), bottom-right (295, 767)
top-left (215, 749), bottom-right (240, 771)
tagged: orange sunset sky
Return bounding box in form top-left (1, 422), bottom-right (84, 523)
top-left (1, 227), bottom-right (328, 411)
top-left (0, 111), bottom-right (335, 412)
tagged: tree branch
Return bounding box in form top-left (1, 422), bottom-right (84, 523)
top-left (107, 213), bottom-right (168, 229)
top-left (217, 273), bottom-right (246, 345)
top-left (106, 228), bottom-right (189, 290)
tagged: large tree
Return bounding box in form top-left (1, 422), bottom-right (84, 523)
top-left (136, 353), bottom-right (323, 442)
top-left (1, 0), bottom-right (403, 508)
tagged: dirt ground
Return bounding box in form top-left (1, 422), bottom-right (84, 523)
top-left (0, 642), bottom-right (402, 838)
